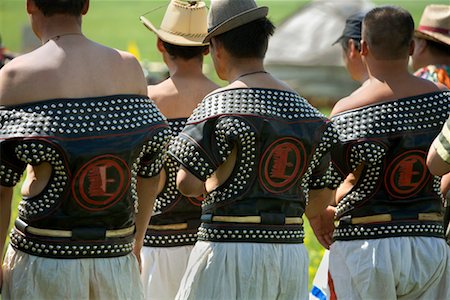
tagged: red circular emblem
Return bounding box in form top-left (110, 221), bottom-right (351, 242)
top-left (384, 150), bottom-right (430, 199)
top-left (72, 155), bottom-right (130, 211)
top-left (259, 138), bottom-right (306, 193)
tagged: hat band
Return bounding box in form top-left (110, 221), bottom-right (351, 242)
top-left (418, 25), bottom-right (450, 35)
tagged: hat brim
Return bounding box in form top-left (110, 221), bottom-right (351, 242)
top-left (203, 6), bottom-right (268, 43)
top-left (414, 29), bottom-right (450, 47)
top-left (140, 16), bottom-right (208, 46)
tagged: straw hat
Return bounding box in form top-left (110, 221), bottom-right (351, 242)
top-left (415, 4), bottom-right (450, 46)
top-left (203, 0), bottom-right (268, 43)
top-left (140, 0), bottom-right (208, 46)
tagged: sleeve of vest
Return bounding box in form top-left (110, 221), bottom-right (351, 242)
top-left (0, 140), bottom-right (27, 187)
top-left (434, 116), bottom-right (450, 164)
top-left (169, 118), bottom-right (233, 181)
top-left (308, 122), bottom-right (339, 190)
top-left (137, 125), bottom-right (172, 178)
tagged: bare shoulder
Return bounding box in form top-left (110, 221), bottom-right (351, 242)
top-left (0, 52), bottom-right (41, 105)
top-left (330, 87), bottom-right (366, 117)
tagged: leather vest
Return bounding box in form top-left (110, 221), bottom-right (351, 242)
top-left (145, 118), bottom-right (202, 247)
top-left (330, 91), bottom-right (449, 240)
top-left (169, 88), bottom-right (338, 243)
top-left (0, 95), bottom-right (170, 258)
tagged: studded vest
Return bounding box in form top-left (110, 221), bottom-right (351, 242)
top-left (0, 95), bottom-right (171, 258)
top-left (144, 118), bottom-right (201, 247)
top-left (169, 88), bottom-right (338, 243)
top-left (329, 91), bottom-right (450, 240)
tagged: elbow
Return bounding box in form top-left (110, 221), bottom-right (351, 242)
top-left (176, 169), bottom-right (204, 197)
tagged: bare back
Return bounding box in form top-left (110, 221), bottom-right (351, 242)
top-left (0, 36), bottom-right (147, 106)
top-left (148, 74), bottom-right (218, 118)
top-left (332, 74), bottom-right (446, 116)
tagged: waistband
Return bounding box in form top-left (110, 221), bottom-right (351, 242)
top-left (144, 220), bottom-right (201, 247)
top-left (334, 212), bottom-right (443, 227)
top-left (15, 219), bottom-right (135, 239)
top-left (333, 220), bottom-right (445, 241)
top-left (11, 219), bottom-right (135, 259)
top-left (201, 213), bottom-right (303, 225)
top-left (198, 223), bottom-right (304, 243)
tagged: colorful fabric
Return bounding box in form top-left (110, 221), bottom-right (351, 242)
top-left (414, 64), bottom-right (450, 88)
top-left (433, 116), bottom-right (450, 164)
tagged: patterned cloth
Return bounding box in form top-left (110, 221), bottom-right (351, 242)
top-left (414, 64), bottom-right (450, 88)
top-left (433, 115), bottom-right (450, 165)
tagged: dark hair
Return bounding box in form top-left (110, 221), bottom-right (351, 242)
top-left (426, 39), bottom-right (450, 57)
top-left (161, 41), bottom-right (208, 60)
top-left (340, 37), bottom-right (361, 53)
top-left (213, 18), bottom-right (275, 59)
top-left (33, 0), bottom-right (87, 17)
top-left (363, 6), bottom-right (414, 60)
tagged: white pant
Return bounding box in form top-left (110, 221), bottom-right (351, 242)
top-left (329, 237), bottom-right (450, 300)
top-left (140, 245), bottom-right (193, 300)
top-left (2, 246), bottom-right (144, 300)
top-left (176, 241), bottom-right (309, 300)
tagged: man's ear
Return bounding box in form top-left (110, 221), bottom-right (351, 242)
top-left (26, 0), bottom-right (37, 14)
top-left (82, 0), bottom-right (89, 15)
top-left (408, 39), bottom-right (415, 56)
top-left (157, 38), bottom-right (165, 53)
top-left (412, 38), bottom-right (426, 56)
top-left (348, 39), bottom-right (359, 58)
top-left (360, 39), bottom-right (368, 57)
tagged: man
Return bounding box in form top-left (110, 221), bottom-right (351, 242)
top-left (138, 1), bottom-right (218, 299)
top-left (412, 4), bottom-right (450, 88)
top-left (0, 0), bottom-right (170, 299)
top-left (310, 12), bottom-right (368, 300)
top-left (170, 0), bottom-right (337, 299)
top-left (413, 4), bottom-right (450, 245)
top-left (314, 6), bottom-right (450, 299)
top-left (333, 12), bottom-right (368, 84)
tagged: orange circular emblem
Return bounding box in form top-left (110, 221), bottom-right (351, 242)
top-left (72, 155), bottom-right (130, 211)
top-left (259, 138), bottom-right (306, 193)
top-left (384, 150), bottom-right (430, 199)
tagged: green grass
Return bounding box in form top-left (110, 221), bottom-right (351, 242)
top-left (1, 0), bottom-right (448, 294)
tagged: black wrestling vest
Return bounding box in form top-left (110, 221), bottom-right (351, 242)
top-left (144, 118), bottom-right (202, 247)
top-left (0, 95), bottom-right (170, 258)
top-left (169, 88), bottom-right (338, 243)
top-left (330, 91), bottom-right (449, 240)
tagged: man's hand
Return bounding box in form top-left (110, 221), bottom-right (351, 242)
top-left (133, 242), bottom-right (143, 273)
top-left (308, 206), bottom-right (336, 249)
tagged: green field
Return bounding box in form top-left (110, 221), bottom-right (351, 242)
top-left (1, 0), bottom-right (448, 294)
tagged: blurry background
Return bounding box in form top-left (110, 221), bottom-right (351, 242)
top-left (1, 0), bottom-right (448, 291)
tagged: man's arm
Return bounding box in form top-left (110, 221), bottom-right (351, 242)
top-left (176, 167), bottom-right (206, 198)
top-left (0, 186), bottom-right (13, 291)
top-left (306, 188), bottom-right (336, 249)
top-left (427, 143), bottom-right (450, 176)
top-left (133, 175), bottom-right (160, 270)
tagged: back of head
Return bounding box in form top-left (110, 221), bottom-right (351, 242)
top-left (335, 12), bottom-right (365, 52)
top-left (33, 0), bottom-right (87, 16)
top-left (214, 18), bottom-right (275, 59)
top-left (362, 6), bottom-right (414, 60)
top-left (205, 0), bottom-right (274, 59)
top-left (161, 40), bottom-right (208, 60)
